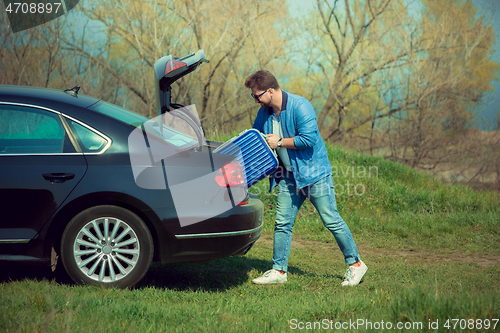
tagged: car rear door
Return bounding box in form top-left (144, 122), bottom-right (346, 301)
top-left (0, 103), bottom-right (87, 243)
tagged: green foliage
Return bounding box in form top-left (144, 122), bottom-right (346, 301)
top-left (247, 141), bottom-right (499, 252)
top-left (0, 239), bottom-right (498, 332)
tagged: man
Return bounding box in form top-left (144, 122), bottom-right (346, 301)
top-left (246, 70), bottom-right (367, 286)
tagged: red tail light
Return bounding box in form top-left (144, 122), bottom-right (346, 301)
top-left (214, 161), bottom-right (245, 188)
top-left (165, 60), bottom-right (187, 75)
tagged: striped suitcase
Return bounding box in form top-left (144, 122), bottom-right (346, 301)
top-left (213, 129), bottom-right (278, 188)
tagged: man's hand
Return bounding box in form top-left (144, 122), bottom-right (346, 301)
top-left (266, 134), bottom-right (280, 149)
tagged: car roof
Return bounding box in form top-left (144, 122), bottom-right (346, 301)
top-left (0, 85), bottom-right (100, 111)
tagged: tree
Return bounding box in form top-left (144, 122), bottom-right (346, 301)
top-left (64, 0), bottom-right (292, 130)
top-left (295, 0), bottom-right (499, 172)
top-left (0, 10), bottom-right (123, 102)
top-left (1, 0), bottom-right (293, 131)
top-left (296, 0), bottom-right (418, 141)
top-left (382, 0), bottom-right (500, 169)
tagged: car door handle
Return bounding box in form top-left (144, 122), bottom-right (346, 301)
top-left (42, 173), bottom-right (75, 183)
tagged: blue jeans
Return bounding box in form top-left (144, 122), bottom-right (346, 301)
top-left (272, 173), bottom-right (360, 272)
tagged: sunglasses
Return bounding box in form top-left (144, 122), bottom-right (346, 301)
top-left (250, 88), bottom-right (271, 101)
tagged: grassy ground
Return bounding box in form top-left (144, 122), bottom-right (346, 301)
top-left (1, 143), bottom-right (499, 332)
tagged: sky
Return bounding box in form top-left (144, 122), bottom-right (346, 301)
top-left (472, 0), bottom-right (500, 130)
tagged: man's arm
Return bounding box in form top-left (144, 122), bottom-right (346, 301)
top-left (265, 134), bottom-right (296, 150)
top-left (252, 109), bottom-right (265, 132)
top-left (292, 99), bottom-right (319, 149)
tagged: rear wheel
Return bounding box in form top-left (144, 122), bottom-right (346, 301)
top-left (61, 205), bottom-right (153, 288)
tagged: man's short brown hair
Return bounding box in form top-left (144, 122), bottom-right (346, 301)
top-left (245, 70), bottom-right (280, 91)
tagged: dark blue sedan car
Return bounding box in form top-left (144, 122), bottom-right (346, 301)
top-left (0, 51), bottom-right (263, 288)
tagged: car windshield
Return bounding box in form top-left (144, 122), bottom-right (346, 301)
top-left (89, 101), bottom-right (198, 148)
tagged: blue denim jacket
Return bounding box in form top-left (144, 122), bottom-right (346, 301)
top-left (252, 91), bottom-right (332, 192)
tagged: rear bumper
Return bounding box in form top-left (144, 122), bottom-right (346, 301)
top-left (175, 225), bottom-right (262, 240)
top-left (156, 193), bottom-right (263, 263)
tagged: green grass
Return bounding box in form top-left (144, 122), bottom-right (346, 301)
top-left (249, 144), bottom-right (499, 252)
top-left (1, 142), bottom-right (499, 332)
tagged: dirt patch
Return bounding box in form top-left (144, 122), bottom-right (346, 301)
top-left (256, 234), bottom-right (500, 267)
top-left (375, 248), bottom-right (500, 267)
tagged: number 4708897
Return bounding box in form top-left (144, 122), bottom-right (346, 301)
top-left (5, 2), bottom-right (62, 14)
top-left (444, 319), bottom-right (498, 330)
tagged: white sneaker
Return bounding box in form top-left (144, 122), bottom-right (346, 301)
top-left (252, 269), bottom-right (287, 284)
top-left (341, 261), bottom-right (368, 286)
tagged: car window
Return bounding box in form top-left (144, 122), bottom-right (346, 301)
top-left (89, 101), bottom-right (149, 127)
top-left (0, 104), bottom-right (66, 154)
top-left (89, 100), bottom-right (198, 148)
top-left (67, 120), bottom-right (108, 153)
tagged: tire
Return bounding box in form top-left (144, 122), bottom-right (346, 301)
top-left (61, 205), bottom-right (153, 288)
